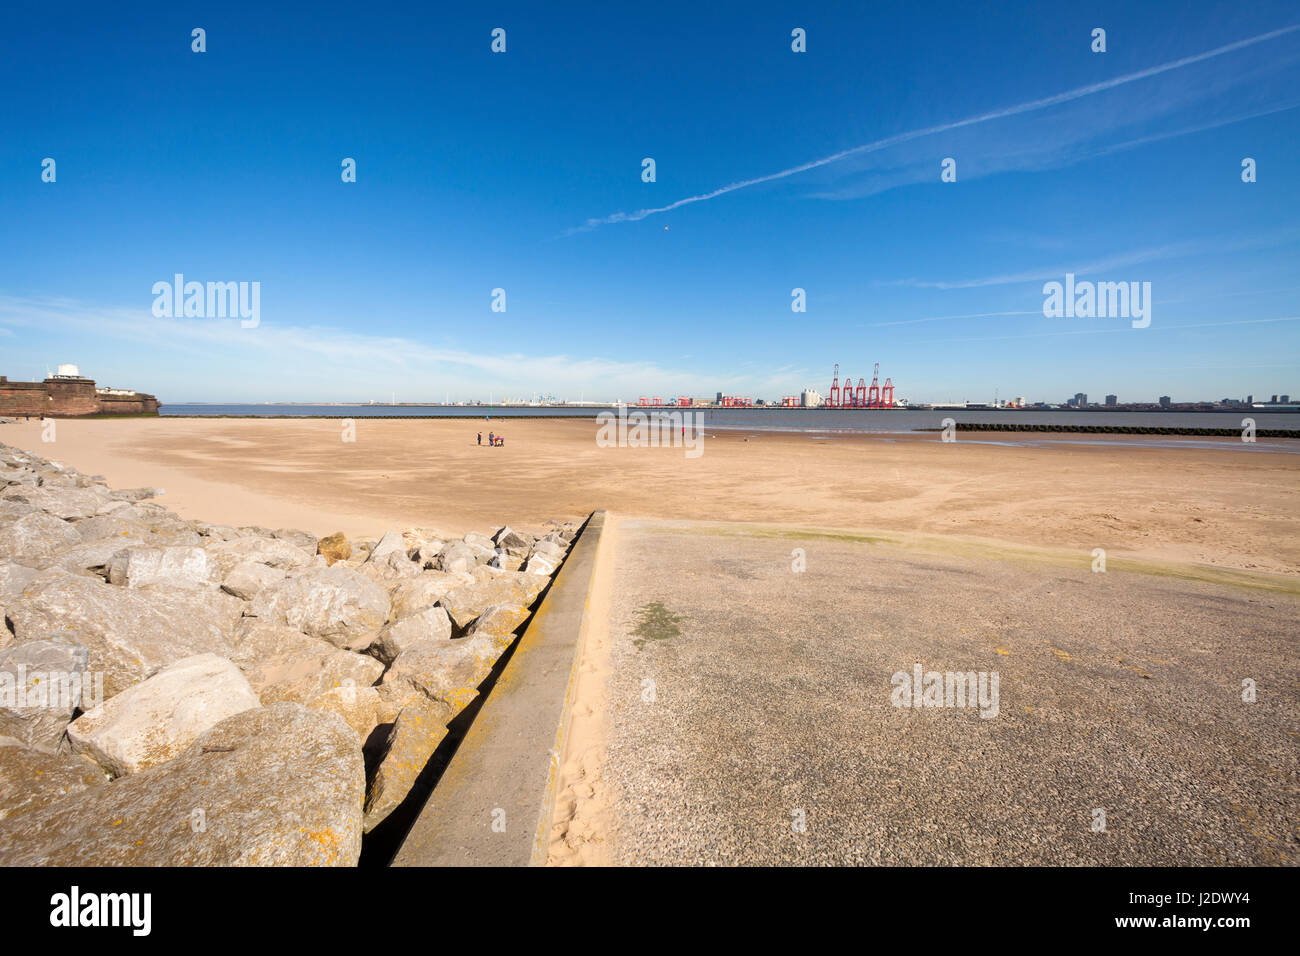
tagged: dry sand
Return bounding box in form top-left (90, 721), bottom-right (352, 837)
top-left (3, 416), bottom-right (1296, 574)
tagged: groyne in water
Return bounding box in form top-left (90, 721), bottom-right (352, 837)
top-left (921, 423), bottom-right (1296, 438)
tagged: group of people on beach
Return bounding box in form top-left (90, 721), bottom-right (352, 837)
top-left (477, 431), bottom-right (504, 447)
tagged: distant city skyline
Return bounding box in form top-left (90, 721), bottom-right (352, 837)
top-left (2, 1), bottom-right (1298, 403)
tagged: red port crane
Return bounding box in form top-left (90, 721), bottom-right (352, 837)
top-left (828, 363), bottom-right (840, 408)
top-left (867, 363), bottom-right (881, 407)
top-left (882, 379), bottom-right (895, 407)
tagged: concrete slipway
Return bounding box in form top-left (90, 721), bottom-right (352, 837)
top-left (395, 513), bottom-right (1299, 866)
top-left (392, 512), bottom-right (608, 866)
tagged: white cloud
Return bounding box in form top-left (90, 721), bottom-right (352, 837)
top-left (567, 25), bottom-right (1300, 232)
top-left (0, 294), bottom-right (763, 401)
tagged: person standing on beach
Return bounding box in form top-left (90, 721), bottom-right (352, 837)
top-left (489, 431), bottom-right (495, 446)
top-left (477, 432), bottom-right (482, 445)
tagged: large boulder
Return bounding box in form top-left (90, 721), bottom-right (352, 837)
top-left (2, 486), bottom-right (105, 520)
top-left (6, 576), bottom-right (241, 698)
top-left (231, 621), bottom-right (384, 705)
top-left (317, 532), bottom-right (352, 566)
top-left (73, 513), bottom-right (148, 543)
top-left (367, 531), bottom-right (408, 561)
top-left (74, 509), bottom-right (201, 549)
top-left (67, 654), bottom-right (261, 776)
top-left (364, 696), bottom-right (448, 833)
top-left (221, 560), bottom-right (286, 600)
top-left (493, 526), bottom-right (534, 557)
top-left (249, 566), bottom-right (390, 650)
top-left (306, 684), bottom-right (382, 743)
top-left (0, 562), bottom-right (38, 602)
top-left (0, 744), bottom-right (105, 823)
top-left (0, 476), bottom-right (39, 494)
top-left (273, 528), bottom-right (318, 552)
top-left (373, 605), bottom-right (452, 665)
top-left (389, 571), bottom-right (473, 621)
top-left (436, 541), bottom-right (477, 574)
top-left (411, 539), bottom-right (445, 570)
top-left (0, 499), bottom-right (38, 522)
top-left (205, 536), bottom-right (314, 576)
top-left (488, 551), bottom-right (524, 572)
top-left (0, 703), bottom-right (365, 865)
top-left (109, 487), bottom-right (165, 502)
top-left (438, 571), bottom-right (544, 632)
top-left (107, 545), bottom-right (216, 590)
top-left (0, 641), bottom-right (92, 752)
top-left (471, 564), bottom-right (548, 598)
top-left (466, 603), bottom-right (530, 643)
top-left (463, 531), bottom-right (496, 552)
top-left (0, 513), bottom-right (82, 567)
top-left (50, 537), bottom-right (146, 574)
top-left (530, 539), bottom-right (566, 561)
top-left (358, 550), bottom-right (420, 582)
top-left (523, 553), bottom-right (560, 576)
top-left (382, 634), bottom-right (506, 713)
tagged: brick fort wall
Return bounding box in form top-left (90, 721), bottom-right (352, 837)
top-left (0, 376), bottom-right (161, 417)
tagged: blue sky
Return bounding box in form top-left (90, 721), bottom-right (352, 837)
top-left (1, 0), bottom-right (1297, 404)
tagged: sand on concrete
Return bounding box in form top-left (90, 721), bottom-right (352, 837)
top-left (2, 417), bottom-right (1297, 574)
top-left (547, 513), bottom-right (618, 867)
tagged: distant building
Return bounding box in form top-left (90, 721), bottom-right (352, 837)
top-left (716, 391), bottom-right (724, 403)
top-left (1247, 394), bottom-right (1253, 404)
top-left (1159, 395), bottom-right (1171, 408)
top-left (801, 388), bottom-right (823, 408)
top-left (1105, 394), bottom-right (1117, 407)
top-left (1074, 392), bottom-right (1088, 408)
top-left (1283, 395), bottom-right (1291, 404)
top-left (0, 368), bottom-right (159, 417)
top-left (1271, 395), bottom-right (1279, 403)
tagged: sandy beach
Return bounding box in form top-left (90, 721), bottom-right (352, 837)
top-left (3, 416), bottom-right (1297, 576)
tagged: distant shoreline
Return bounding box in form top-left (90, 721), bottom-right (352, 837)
top-left (147, 413), bottom-right (1299, 438)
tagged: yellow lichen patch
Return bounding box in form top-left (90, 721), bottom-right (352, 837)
top-left (1050, 647), bottom-right (1073, 662)
top-left (994, 647), bottom-right (1010, 656)
top-left (299, 826), bottom-right (343, 865)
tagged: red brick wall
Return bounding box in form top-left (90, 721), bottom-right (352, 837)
top-left (0, 378), bottom-right (160, 417)
top-left (0, 381), bottom-right (50, 417)
top-left (97, 393), bottom-right (161, 415)
top-left (42, 378), bottom-right (100, 416)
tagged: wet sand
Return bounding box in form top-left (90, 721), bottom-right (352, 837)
top-left (1, 416), bottom-right (1297, 574)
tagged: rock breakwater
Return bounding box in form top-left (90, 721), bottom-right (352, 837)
top-left (0, 440), bottom-right (579, 864)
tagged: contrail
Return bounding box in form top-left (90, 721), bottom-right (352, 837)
top-left (568, 24), bottom-right (1300, 233)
